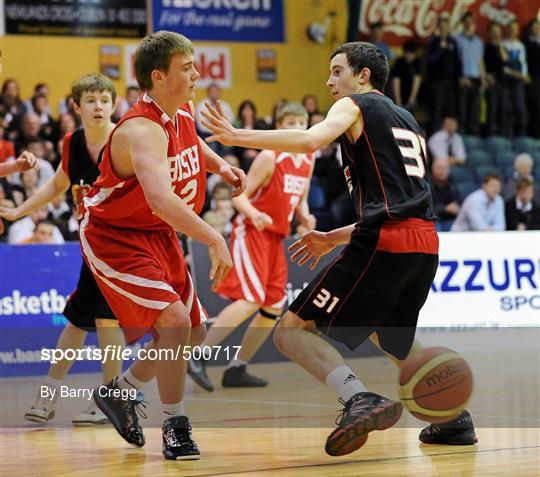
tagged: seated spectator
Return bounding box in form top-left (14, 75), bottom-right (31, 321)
top-left (1, 78), bottom-right (27, 136)
top-left (115, 85), bottom-right (141, 119)
top-left (302, 94), bottom-right (320, 123)
top-left (25, 83), bottom-right (51, 115)
top-left (0, 114), bottom-right (15, 163)
top-left (17, 219), bottom-right (57, 244)
top-left (428, 116), bottom-right (466, 165)
top-left (31, 93), bottom-right (55, 141)
top-left (202, 197), bottom-right (234, 236)
top-left (391, 40), bottom-right (422, 113)
top-left (12, 168), bottom-right (39, 204)
top-left (8, 207), bottom-right (64, 244)
top-left (232, 100), bottom-right (268, 171)
top-left (503, 152), bottom-right (536, 199)
top-left (429, 159), bottom-right (460, 231)
top-left (505, 178), bottom-right (540, 230)
top-left (47, 192), bottom-right (72, 239)
top-left (452, 173), bottom-right (505, 231)
top-left (9, 140), bottom-right (55, 188)
top-left (14, 111), bottom-right (42, 154)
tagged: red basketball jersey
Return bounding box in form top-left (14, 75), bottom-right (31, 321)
top-left (83, 93), bottom-right (206, 230)
top-left (243, 151), bottom-right (313, 237)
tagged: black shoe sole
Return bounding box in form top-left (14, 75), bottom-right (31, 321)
top-left (222, 381), bottom-right (268, 388)
top-left (419, 430), bottom-right (478, 445)
top-left (163, 448), bottom-right (201, 460)
top-left (325, 400), bottom-right (403, 456)
top-left (94, 392), bottom-right (145, 448)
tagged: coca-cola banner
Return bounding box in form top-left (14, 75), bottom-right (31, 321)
top-left (359, 0), bottom-right (540, 45)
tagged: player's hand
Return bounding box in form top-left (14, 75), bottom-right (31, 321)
top-left (288, 230), bottom-right (335, 270)
top-left (208, 235), bottom-right (233, 291)
top-left (201, 101), bottom-right (238, 146)
top-left (219, 164), bottom-right (246, 197)
top-left (15, 151), bottom-right (39, 172)
top-left (250, 210), bottom-right (273, 231)
top-left (0, 205), bottom-right (21, 222)
top-left (0, 220), bottom-right (3, 235)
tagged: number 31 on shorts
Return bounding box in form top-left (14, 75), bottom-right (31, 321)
top-left (313, 288), bottom-right (340, 313)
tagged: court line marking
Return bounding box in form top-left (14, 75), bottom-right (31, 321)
top-left (185, 445), bottom-right (540, 477)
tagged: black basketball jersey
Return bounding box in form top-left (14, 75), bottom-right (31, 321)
top-left (339, 91), bottom-right (436, 225)
top-left (60, 129), bottom-right (102, 205)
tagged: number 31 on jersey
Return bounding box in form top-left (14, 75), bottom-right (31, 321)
top-left (392, 128), bottom-right (427, 178)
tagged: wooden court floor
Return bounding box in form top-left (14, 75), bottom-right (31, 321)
top-left (1, 348), bottom-right (539, 476)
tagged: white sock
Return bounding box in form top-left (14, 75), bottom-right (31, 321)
top-left (227, 358), bottom-right (247, 369)
top-left (118, 369), bottom-right (146, 391)
top-left (45, 376), bottom-right (62, 389)
top-left (163, 402), bottom-right (185, 421)
top-left (325, 365), bottom-right (368, 402)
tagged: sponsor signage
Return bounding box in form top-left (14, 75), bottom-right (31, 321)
top-left (5, 0), bottom-right (147, 38)
top-left (152, 0), bottom-right (285, 43)
top-left (358, 0), bottom-right (539, 45)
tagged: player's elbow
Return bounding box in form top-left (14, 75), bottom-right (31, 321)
top-left (302, 135), bottom-right (321, 155)
top-left (145, 189), bottom-right (169, 216)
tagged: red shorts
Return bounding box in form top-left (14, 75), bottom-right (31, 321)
top-left (80, 216), bottom-right (206, 344)
top-left (218, 222), bottom-right (287, 308)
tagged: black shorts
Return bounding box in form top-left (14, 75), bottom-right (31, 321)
top-left (288, 219), bottom-right (439, 360)
top-left (63, 260), bottom-right (116, 330)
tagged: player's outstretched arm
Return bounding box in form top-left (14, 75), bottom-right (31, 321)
top-left (0, 165), bottom-right (70, 222)
top-left (231, 149), bottom-right (275, 230)
top-left (201, 98), bottom-right (361, 153)
top-left (0, 151), bottom-right (38, 177)
top-left (198, 137), bottom-right (246, 197)
top-left (126, 119), bottom-right (232, 288)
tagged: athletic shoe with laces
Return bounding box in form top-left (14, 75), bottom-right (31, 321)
top-left (162, 415), bottom-right (201, 460)
top-left (187, 357), bottom-right (214, 392)
top-left (72, 400), bottom-right (109, 426)
top-left (93, 378), bottom-right (146, 447)
top-left (221, 365), bottom-right (268, 388)
top-left (325, 392), bottom-right (403, 456)
top-left (24, 387), bottom-right (58, 424)
top-left (419, 410), bottom-right (478, 445)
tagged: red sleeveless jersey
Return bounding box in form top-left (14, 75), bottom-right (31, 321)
top-left (83, 93), bottom-right (206, 230)
top-left (243, 151), bottom-right (313, 237)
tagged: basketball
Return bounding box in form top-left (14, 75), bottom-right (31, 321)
top-left (398, 347), bottom-right (473, 423)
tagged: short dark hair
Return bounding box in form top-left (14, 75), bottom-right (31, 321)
top-left (330, 42), bottom-right (389, 91)
top-left (516, 178), bottom-right (534, 191)
top-left (483, 173), bottom-right (500, 184)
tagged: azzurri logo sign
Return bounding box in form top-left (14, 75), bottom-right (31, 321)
top-left (152, 0), bottom-right (285, 42)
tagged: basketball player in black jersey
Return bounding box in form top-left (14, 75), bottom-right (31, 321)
top-left (202, 42), bottom-right (477, 456)
top-left (0, 74), bottom-right (128, 426)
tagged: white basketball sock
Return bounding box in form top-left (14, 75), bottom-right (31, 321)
top-left (325, 365), bottom-right (368, 402)
top-left (45, 376), bottom-right (63, 389)
top-left (227, 358), bottom-right (248, 369)
top-left (118, 369), bottom-right (146, 391)
top-left (163, 402), bottom-right (185, 422)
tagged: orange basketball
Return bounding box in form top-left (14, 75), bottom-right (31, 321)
top-left (398, 347), bottom-right (473, 423)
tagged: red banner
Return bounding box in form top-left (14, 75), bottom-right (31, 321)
top-left (359, 0), bottom-right (540, 45)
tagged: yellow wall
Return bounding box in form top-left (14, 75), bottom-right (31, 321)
top-left (2, 1), bottom-right (347, 118)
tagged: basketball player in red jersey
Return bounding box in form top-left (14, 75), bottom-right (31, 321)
top-left (0, 74), bottom-right (132, 426)
top-left (80, 31), bottom-right (245, 460)
top-left (202, 41), bottom-right (477, 456)
top-left (188, 102), bottom-right (316, 391)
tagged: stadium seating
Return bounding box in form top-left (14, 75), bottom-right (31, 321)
top-left (485, 136), bottom-right (512, 156)
top-left (455, 181), bottom-right (477, 202)
top-left (463, 135), bottom-right (484, 153)
top-left (449, 166), bottom-right (475, 184)
top-left (466, 150), bottom-right (492, 168)
top-left (512, 136), bottom-right (540, 155)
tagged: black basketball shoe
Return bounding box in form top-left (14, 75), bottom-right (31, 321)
top-left (93, 378), bottom-right (146, 447)
top-left (325, 392), bottom-right (403, 456)
top-left (419, 410), bottom-right (478, 445)
top-left (162, 415), bottom-right (201, 460)
top-left (222, 365), bottom-right (268, 388)
top-left (187, 357), bottom-right (214, 392)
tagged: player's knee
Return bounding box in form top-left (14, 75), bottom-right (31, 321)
top-left (189, 324), bottom-right (207, 346)
top-left (155, 301), bottom-right (191, 329)
top-left (273, 311), bottom-right (302, 350)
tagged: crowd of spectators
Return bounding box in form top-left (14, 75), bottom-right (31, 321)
top-left (1, 13), bottom-right (540, 243)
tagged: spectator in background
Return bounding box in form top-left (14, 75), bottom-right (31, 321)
top-left (503, 152), bottom-right (536, 199)
top-left (8, 206), bottom-right (64, 244)
top-left (428, 116), bottom-right (466, 165)
top-left (429, 159), bottom-right (460, 231)
top-left (195, 83), bottom-right (234, 155)
top-left (390, 40), bottom-right (422, 113)
top-left (455, 12), bottom-right (486, 135)
top-left (31, 93), bottom-right (55, 141)
top-left (16, 139), bottom-right (55, 186)
top-left (47, 192), bottom-right (73, 239)
top-left (233, 100), bottom-right (268, 171)
top-left (206, 152), bottom-right (240, 196)
top-left (302, 94), bottom-right (320, 123)
top-left (505, 178), bottom-right (540, 230)
top-left (524, 19), bottom-right (540, 138)
top-left (17, 219), bottom-right (57, 244)
top-left (1, 78), bottom-right (27, 133)
top-left (0, 114), bottom-right (15, 163)
top-left (12, 168), bottom-right (39, 203)
top-left (484, 22), bottom-right (510, 136)
top-left (25, 83), bottom-right (51, 115)
top-left (14, 111), bottom-right (42, 154)
top-left (452, 173), bottom-right (505, 231)
top-left (115, 85), bottom-right (141, 118)
top-left (368, 22), bottom-right (393, 61)
top-left (426, 16), bottom-right (461, 133)
top-left (202, 182), bottom-right (234, 236)
top-left (503, 20), bottom-right (529, 136)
